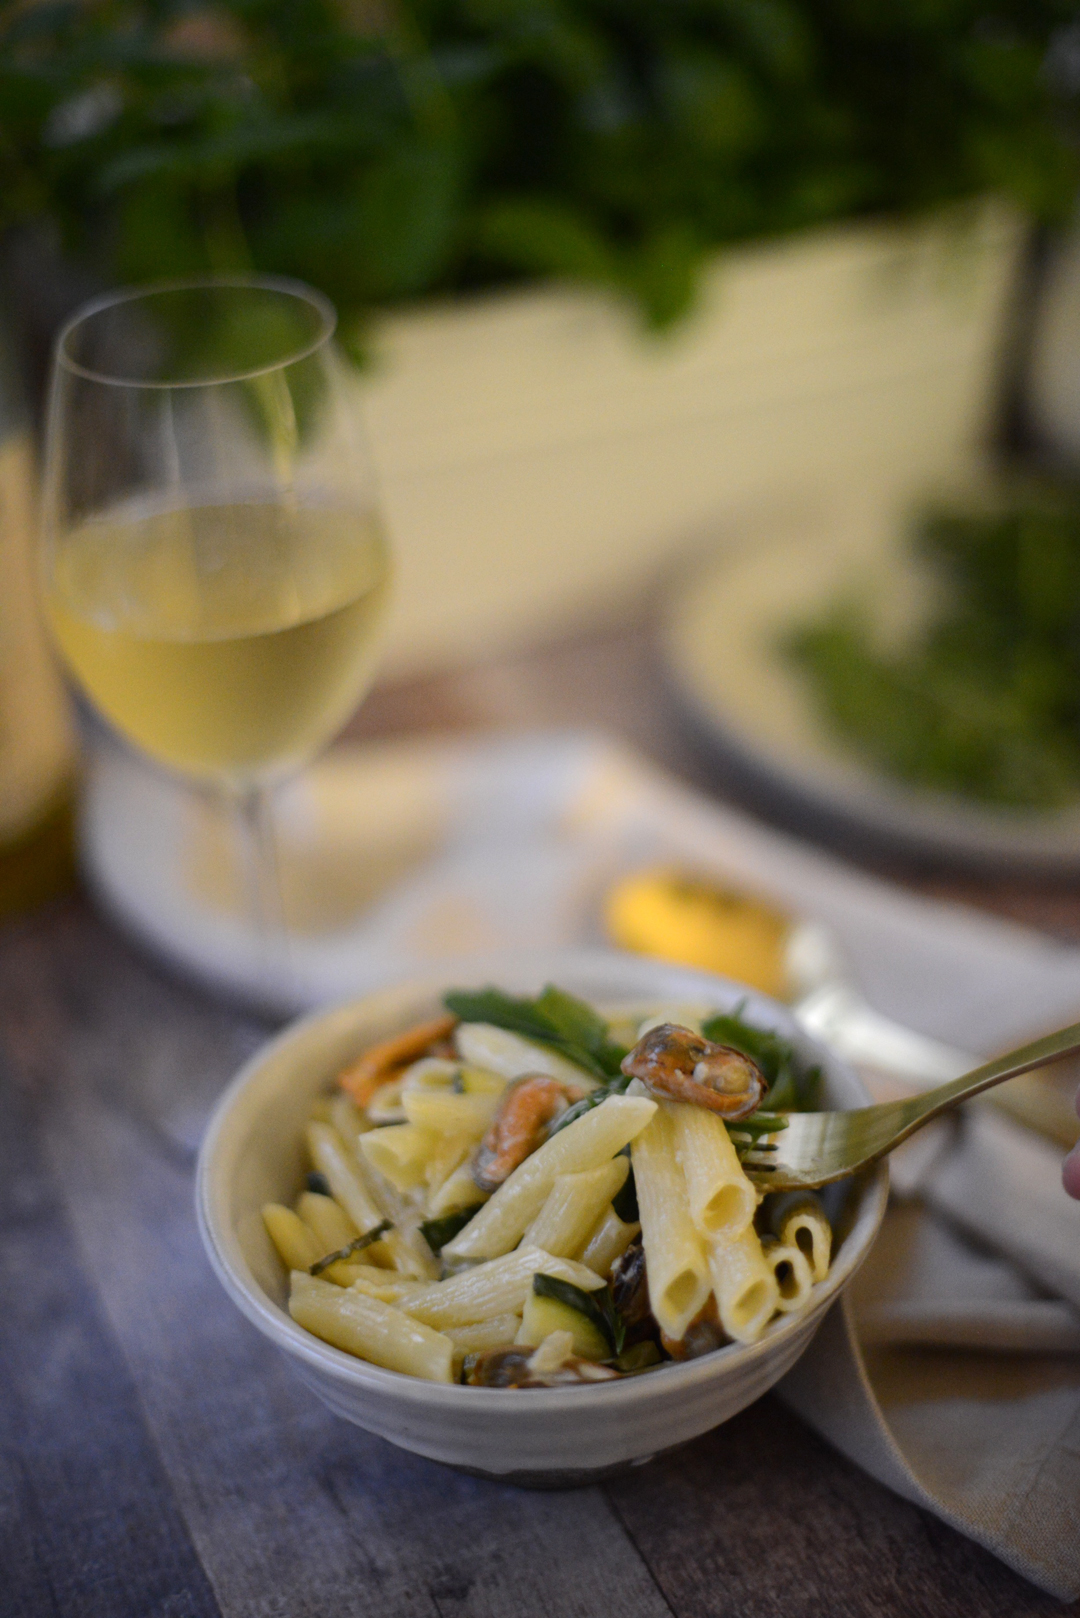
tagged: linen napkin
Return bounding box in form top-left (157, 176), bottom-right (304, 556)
top-left (84, 728), bottom-right (1080, 1596)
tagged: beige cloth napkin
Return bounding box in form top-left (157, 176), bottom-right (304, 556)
top-left (86, 730), bottom-right (1080, 1594)
top-left (782, 1110), bottom-right (1080, 1601)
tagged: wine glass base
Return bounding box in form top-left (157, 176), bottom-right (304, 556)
top-left (80, 728), bottom-right (625, 1015)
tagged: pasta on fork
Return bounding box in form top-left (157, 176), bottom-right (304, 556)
top-left (262, 984), bottom-right (834, 1384)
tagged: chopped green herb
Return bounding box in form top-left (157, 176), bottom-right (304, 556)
top-left (443, 984), bottom-right (628, 1081)
top-left (532, 1274), bottom-right (626, 1355)
top-left (309, 1219), bottom-right (393, 1276)
top-left (419, 1206), bottom-right (483, 1255)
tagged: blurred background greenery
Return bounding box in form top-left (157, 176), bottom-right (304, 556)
top-left (3, 0), bottom-right (1080, 348)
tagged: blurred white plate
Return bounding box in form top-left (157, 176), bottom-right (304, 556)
top-left (664, 493), bottom-right (1080, 869)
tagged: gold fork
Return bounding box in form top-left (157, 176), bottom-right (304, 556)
top-left (741, 1019), bottom-right (1080, 1189)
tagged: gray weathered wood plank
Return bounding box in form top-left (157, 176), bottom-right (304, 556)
top-left (0, 1035), bottom-right (221, 1618)
top-left (604, 1395), bottom-right (1077, 1618)
top-left (0, 904), bottom-right (674, 1618)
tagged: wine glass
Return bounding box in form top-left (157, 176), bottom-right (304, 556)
top-left (40, 276), bottom-right (391, 987)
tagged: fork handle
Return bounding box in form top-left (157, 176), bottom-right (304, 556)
top-left (899, 1018), bottom-right (1080, 1130)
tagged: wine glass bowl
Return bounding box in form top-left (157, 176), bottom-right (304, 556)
top-left (41, 276), bottom-right (391, 954)
top-left (42, 278), bottom-right (389, 784)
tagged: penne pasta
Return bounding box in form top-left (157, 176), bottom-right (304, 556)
top-left (632, 1105), bottom-right (711, 1340)
top-left (454, 1022), bottom-right (601, 1090)
top-left (669, 1101), bottom-right (757, 1240)
top-left (578, 1204), bottom-right (641, 1276)
top-left (397, 1246), bottom-right (604, 1330)
top-left (422, 1132), bottom-right (476, 1197)
top-left (366, 1075), bottom-right (407, 1125)
top-left (358, 1122), bottom-right (440, 1192)
top-left (761, 1235), bottom-right (814, 1314)
top-left (306, 1122), bottom-right (429, 1277)
top-left (442, 1094), bottom-right (656, 1261)
top-left (402, 1088), bottom-right (500, 1137)
top-left (708, 1226), bottom-right (779, 1345)
top-left (427, 1160), bottom-right (490, 1218)
top-left (289, 1272), bottom-right (453, 1382)
top-left (263, 1203), bottom-right (321, 1273)
top-left (293, 1191), bottom-right (374, 1284)
top-left (281, 983), bottom-right (836, 1385)
top-left (767, 1191), bottom-right (832, 1283)
top-left (297, 1190), bottom-right (358, 1251)
top-left (330, 1091), bottom-right (368, 1143)
top-left (443, 1313), bottom-right (522, 1355)
top-left (521, 1158), bottom-right (629, 1259)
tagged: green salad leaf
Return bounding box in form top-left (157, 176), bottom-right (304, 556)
top-left (443, 984), bottom-right (629, 1081)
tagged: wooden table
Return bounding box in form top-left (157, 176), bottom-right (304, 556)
top-left (4, 618), bottom-right (1078, 1618)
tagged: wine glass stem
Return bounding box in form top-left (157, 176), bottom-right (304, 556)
top-left (234, 783), bottom-right (287, 990)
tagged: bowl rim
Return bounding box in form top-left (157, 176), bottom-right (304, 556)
top-left (196, 948), bottom-right (888, 1410)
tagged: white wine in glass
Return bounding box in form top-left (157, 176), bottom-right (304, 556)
top-left (41, 277), bottom-right (391, 978)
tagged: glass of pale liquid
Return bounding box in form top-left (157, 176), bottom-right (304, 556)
top-left (40, 277), bottom-right (390, 983)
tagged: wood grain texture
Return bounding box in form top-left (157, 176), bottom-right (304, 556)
top-left (604, 1397), bottom-right (1072, 1618)
top-left (0, 904), bottom-right (674, 1618)
top-left (0, 1030), bottom-right (220, 1618)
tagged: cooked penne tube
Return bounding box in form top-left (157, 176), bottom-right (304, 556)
top-left (263, 1204), bottom-right (321, 1273)
top-left (427, 1160), bottom-right (489, 1218)
top-left (423, 1132), bottom-right (475, 1197)
top-left (397, 1246), bottom-right (603, 1329)
top-left (443, 1313), bottom-right (522, 1354)
top-left (442, 1094), bottom-right (656, 1261)
top-left (521, 1158), bottom-right (629, 1259)
top-left (358, 1122), bottom-right (440, 1192)
top-left (289, 1272), bottom-right (454, 1382)
top-left (366, 1075), bottom-right (407, 1125)
top-left (330, 1091), bottom-right (368, 1143)
top-left (297, 1190), bottom-right (358, 1251)
top-left (708, 1225), bottom-right (780, 1344)
top-left (767, 1191), bottom-right (832, 1283)
top-left (306, 1122), bottom-right (428, 1276)
top-left (578, 1204), bottom-right (641, 1276)
top-left (282, 984), bottom-right (838, 1384)
top-left (349, 1275), bottom-right (431, 1303)
top-left (292, 1191), bottom-right (375, 1284)
top-left (402, 1088), bottom-right (500, 1136)
top-left (761, 1235), bottom-right (814, 1314)
top-left (669, 1102), bottom-right (757, 1240)
top-left (454, 1023), bottom-right (600, 1090)
top-left (632, 1106), bottom-right (711, 1340)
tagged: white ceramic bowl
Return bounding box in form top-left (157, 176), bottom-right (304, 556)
top-left (197, 949), bottom-right (887, 1483)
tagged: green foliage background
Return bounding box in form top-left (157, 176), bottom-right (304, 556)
top-left (2, 0), bottom-right (1079, 341)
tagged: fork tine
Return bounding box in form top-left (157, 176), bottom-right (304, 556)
top-left (738, 1014), bottom-right (1080, 1189)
